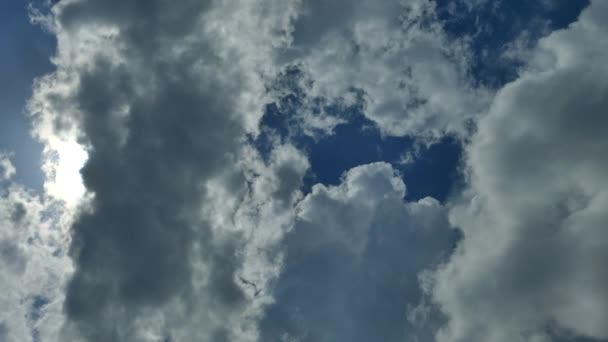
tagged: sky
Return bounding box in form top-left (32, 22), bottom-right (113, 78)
top-left (0, 0), bottom-right (53, 189)
top-left (0, 0), bottom-right (606, 342)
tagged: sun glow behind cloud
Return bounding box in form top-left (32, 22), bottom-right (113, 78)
top-left (42, 138), bottom-right (87, 207)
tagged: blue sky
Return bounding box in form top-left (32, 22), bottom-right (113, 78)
top-left (1, 1), bottom-right (606, 342)
top-left (0, 0), bottom-right (53, 189)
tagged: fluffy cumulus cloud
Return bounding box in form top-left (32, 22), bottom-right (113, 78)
top-left (279, 0), bottom-right (491, 138)
top-left (259, 163), bottom-right (456, 341)
top-left (425, 1), bottom-right (608, 341)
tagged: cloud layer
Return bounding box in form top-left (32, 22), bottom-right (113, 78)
top-left (1, 0), bottom-right (605, 342)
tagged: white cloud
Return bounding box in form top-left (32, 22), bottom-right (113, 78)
top-left (194, 143), bottom-right (310, 341)
top-left (426, 2), bottom-right (608, 341)
top-left (0, 154), bottom-right (16, 180)
top-left (260, 162), bottom-right (456, 341)
top-left (0, 174), bottom-right (74, 342)
top-left (279, 0), bottom-right (490, 138)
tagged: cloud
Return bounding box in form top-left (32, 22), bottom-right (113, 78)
top-left (259, 162), bottom-right (457, 341)
top-left (425, 1), bottom-right (608, 341)
top-left (0, 156), bottom-right (73, 342)
top-left (0, 153), bottom-right (16, 180)
top-left (198, 142), bottom-right (310, 341)
top-left (279, 0), bottom-right (490, 138)
top-left (26, 0), bottom-right (302, 340)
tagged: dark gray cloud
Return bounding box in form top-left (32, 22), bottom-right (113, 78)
top-left (27, 0), bottom-right (298, 340)
top-left (10, 202), bottom-right (27, 223)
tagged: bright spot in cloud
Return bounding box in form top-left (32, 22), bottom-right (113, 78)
top-left (43, 139), bottom-right (88, 206)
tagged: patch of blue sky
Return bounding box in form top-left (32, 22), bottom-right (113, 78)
top-left (0, 0), bottom-right (55, 190)
top-left (434, 0), bottom-right (590, 87)
top-left (29, 294), bottom-right (50, 342)
top-left (252, 92), bottom-right (462, 202)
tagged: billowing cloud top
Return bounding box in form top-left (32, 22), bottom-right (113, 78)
top-left (0, 0), bottom-right (606, 342)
